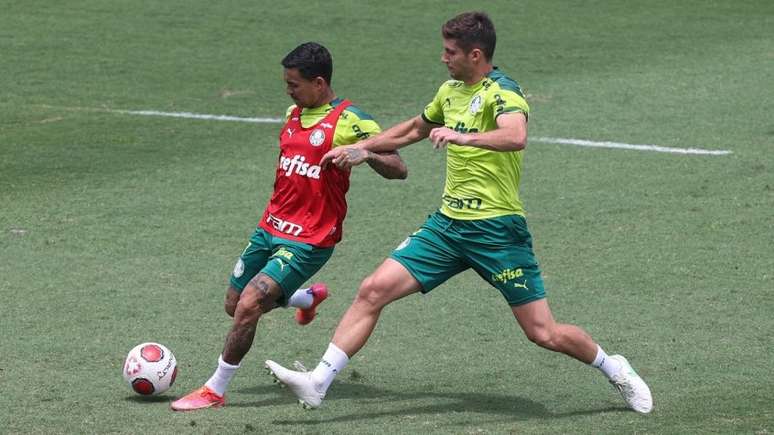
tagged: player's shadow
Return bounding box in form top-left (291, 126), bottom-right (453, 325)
top-left (123, 394), bottom-right (174, 403)
top-left (233, 381), bottom-right (624, 423)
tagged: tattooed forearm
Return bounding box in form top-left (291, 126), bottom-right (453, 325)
top-left (366, 151), bottom-right (408, 180)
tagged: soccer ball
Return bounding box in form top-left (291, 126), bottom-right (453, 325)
top-left (122, 342), bottom-right (178, 396)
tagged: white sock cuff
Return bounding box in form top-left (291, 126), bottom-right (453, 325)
top-left (205, 355), bottom-right (240, 396)
top-left (325, 343), bottom-right (350, 366)
top-left (311, 343), bottom-right (349, 392)
top-left (591, 345), bottom-right (606, 368)
top-left (219, 354), bottom-right (241, 369)
top-left (590, 345), bottom-right (623, 379)
top-left (287, 287), bottom-right (313, 309)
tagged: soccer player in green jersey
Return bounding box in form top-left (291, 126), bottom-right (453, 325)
top-left (266, 13), bottom-right (653, 414)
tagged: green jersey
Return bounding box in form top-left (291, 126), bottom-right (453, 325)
top-left (422, 68), bottom-right (530, 220)
top-left (285, 98), bottom-right (381, 148)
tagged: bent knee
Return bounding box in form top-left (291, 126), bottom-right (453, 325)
top-left (232, 294), bottom-right (267, 326)
top-left (354, 275), bottom-right (390, 309)
top-left (224, 287), bottom-right (241, 317)
top-left (240, 278), bottom-right (280, 314)
top-left (224, 301), bottom-right (237, 318)
top-left (525, 327), bottom-right (557, 349)
top-left (238, 291), bottom-right (273, 315)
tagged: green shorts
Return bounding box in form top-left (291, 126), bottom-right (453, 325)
top-left (390, 211), bottom-right (546, 306)
top-left (229, 227), bottom-right (334, 305)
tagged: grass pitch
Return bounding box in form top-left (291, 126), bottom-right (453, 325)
top-left (1, 1), bottom-right (773, 433)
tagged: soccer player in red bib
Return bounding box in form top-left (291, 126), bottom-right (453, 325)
top-left (171, 42), bottom-right (407, 411)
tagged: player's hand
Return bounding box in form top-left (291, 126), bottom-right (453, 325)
top-left (428, 127), bottom-right (465, 149)
top-left (321, 145), bottom-right (369, 170)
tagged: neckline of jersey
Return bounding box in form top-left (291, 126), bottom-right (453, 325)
top-left (295, 97), bottom-right (345, 131)
top-left (460, 66), bottom-right (500, 89)
top-left (300, 97), bottom-right (343, 114)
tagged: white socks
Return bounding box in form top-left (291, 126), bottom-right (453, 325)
top-left (310, 343), bottom-right (350, 393)
top-left (287, 287), bottom-right (314, 309)
top-left (204, 355), bottom-right (240, 396)
top-left (591, 345), bottom-right (622, 379)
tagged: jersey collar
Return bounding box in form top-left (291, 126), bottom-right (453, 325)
top-left (463, 66), bottom-right (499, 90)
top-left (301, 97), bottom-right (343, 116)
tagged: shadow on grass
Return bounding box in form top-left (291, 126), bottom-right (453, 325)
top-left (232, 381), bottom-right (625, 423)
top-left (123, 394), bottom-right (175, 403)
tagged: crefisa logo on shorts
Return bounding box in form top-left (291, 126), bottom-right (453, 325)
top-left (491, 267), bottom-right (523, 284)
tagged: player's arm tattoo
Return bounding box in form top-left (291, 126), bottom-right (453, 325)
top-left (365, 150), bottom-right (408, 180)
top-left (343, 147), bottom-right (368, 165)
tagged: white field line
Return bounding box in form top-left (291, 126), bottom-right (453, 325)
top-left (531, 136), bottom-right (732, 156)
top-left (114, 109), bottom-right (282, 123)
top-left (112, 108), bottom-right (732, 156)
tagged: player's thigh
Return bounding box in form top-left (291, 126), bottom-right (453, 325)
top-left (510, 298), bottom-right (556, 342)
top-left (239, 272), bottom-right (284, 314)
top-left (259, 236), bottom-right (334, 306)
top-left (464, 214), bottom-right (546, 306)
top-left (356, 258), bottom-right (423, 307)
top-left (388, 213), bottom-right (468, 294)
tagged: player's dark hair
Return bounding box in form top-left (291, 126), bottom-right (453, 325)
top-left (281, 42), bottom-right (333, 85)
top-left (442, 11), bottom-right (496, 61)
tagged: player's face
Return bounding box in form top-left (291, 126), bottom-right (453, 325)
top-left (441, 38), bottom-right (474, 81)
top-left (283, 68), bottom-right (324, 108)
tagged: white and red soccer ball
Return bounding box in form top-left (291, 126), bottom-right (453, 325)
top-left (122, 342), bottom-right (178, 396)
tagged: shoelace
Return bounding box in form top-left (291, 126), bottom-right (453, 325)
top-left (200, 387), bottom-right (221, 399)
top-left (611, 375), bottom-right (650, 410)
top-left (611, 374), bottom-right (637, 397)
top-left (613, 380), bottom-right (634, 395)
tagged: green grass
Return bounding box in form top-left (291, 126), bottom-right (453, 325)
top-left (2, 1), bottom-right (773, 433)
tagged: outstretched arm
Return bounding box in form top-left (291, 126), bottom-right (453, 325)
top-left (322, 116), bottom-right (434, 170)
top-left (332, 148), bottom-right (407, 179)
top-left (357, 115), bottom-right (436, 153)
top-left (366, 151), bottom-right (407, 179)
top-left (428, 112), bottom-right (527, 151)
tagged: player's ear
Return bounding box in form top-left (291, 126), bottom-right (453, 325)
top-left (470, 48), bottom-right (483, 63)
top-left (314, 76), bottom-right (327, 89)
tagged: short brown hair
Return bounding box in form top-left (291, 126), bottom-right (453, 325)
top-left (442, 12), bottom-right (496, 61)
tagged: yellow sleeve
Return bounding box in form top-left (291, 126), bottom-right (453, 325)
top-left (332, 106), bottom-right (382, 147)
top-left (489, 89), bottom-right (529, 119)
top-left (421, 82), bottom-right (449, 125)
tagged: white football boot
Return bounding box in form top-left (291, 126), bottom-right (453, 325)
top-left (265, 360), bottom-right (325, 409)
top-left (608, 355), bottom-right (653, 414)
